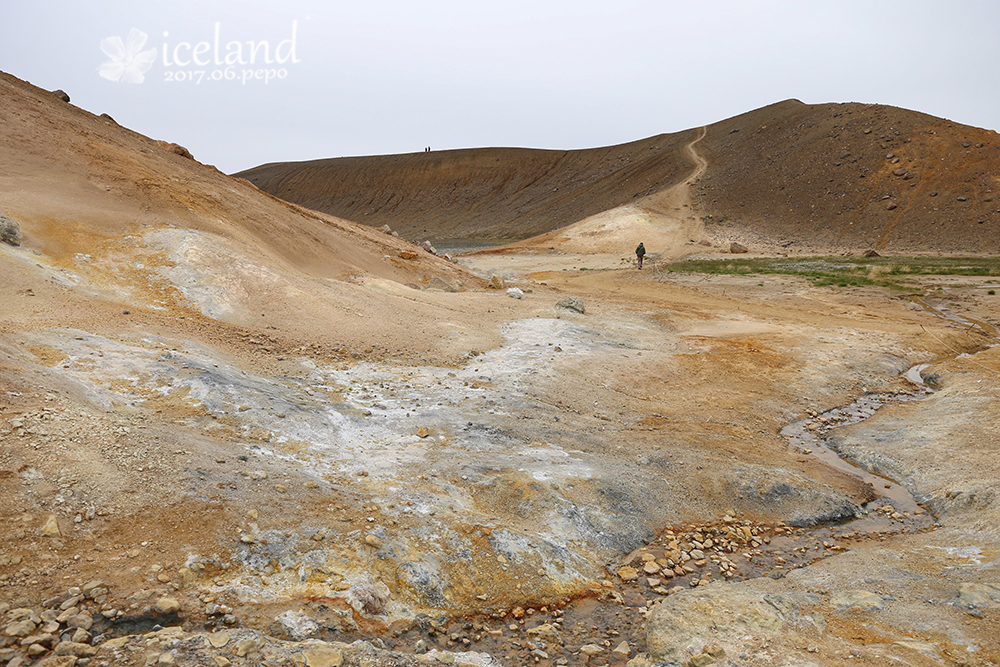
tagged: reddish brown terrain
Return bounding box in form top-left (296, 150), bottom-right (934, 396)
top-left (2, 69), bottom-right (1000, 667)
top-left (237, 99), bottom-right (1000, 254)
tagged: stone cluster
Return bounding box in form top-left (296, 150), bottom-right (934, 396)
top-left (618, 517), bottom-right (785, 593)
top-left (0, 580), bottom-right (119, 666)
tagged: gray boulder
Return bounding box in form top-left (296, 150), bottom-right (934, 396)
top-left (556, 297), bottom-right (585, 314)
top-left (0, 214), bottom-right (23, 246)
top-left (645, 584), bottom-right (786, 662)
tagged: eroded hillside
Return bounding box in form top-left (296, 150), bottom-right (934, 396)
top-left (238, 99), bottom-right (1000, 255)
top-left (236, 132), bottom-right (700, 243)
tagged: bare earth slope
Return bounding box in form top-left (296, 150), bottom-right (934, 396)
top-left (235, 131), bottom-right (700, 243)
top-left (698, 99), bottom-right (1000, 254)
top-left (237, 99), bottom-right (1000, 254)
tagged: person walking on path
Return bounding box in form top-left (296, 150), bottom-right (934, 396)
top-left (635, 242), bottom-right (646, 269)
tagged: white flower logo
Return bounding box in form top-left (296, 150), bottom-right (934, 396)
top-left (99, 28), bottom-right (157, 83)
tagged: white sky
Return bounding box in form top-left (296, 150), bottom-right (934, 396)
top-left (2, 1), bottom-right (998, 174)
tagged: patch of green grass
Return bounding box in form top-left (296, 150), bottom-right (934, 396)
top-left (665, 256), bottom-right (1000, 290)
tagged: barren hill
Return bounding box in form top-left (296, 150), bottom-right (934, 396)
top-left (698, 99), bottom-right (1000, 253)
top-left (238, 99), bottom-right (1000, 254)
top-left (236, 131), bottom-right (700, 243)
top-left (0, 71), bottom-right (490, 361)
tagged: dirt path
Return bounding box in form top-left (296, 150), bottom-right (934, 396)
top-left (465, 127), bottom-right (713, 275)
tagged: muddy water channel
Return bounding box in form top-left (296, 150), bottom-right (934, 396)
top-left (283, 379), bottom-right (949, 666)
top-left (781, 380), bottom-right (933, 519)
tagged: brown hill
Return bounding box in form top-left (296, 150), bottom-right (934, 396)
top-left (698, 99), bottom-right (1000, 253)
top-left (0, 70), bottom-right (490, 362)
top-left (235, 131), bottom-right (700, 244)
top-left (238, 100), bottom-right (1000, 254)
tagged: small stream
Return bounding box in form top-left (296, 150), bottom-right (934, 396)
top-left (781, 373), bottom-right (931, 517)
top-left (782, 290), bottom-right (998, 530)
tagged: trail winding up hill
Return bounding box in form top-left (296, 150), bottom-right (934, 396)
top-left (238, 100), bottom-right (1000, 254)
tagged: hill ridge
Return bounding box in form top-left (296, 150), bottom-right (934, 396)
top-left (238, 99), bottom-right (1000, 254)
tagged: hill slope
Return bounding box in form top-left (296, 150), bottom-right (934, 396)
top-left (238, 100), bottom-right (1000, 254)
top-left (0, 71), bottom-right (489, 361)
top-left (697, 99), bottom-right (1000, 253)
top-left (236, 131), bottom-right (701, 243)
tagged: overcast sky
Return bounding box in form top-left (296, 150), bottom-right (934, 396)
top-left (2, 1), bottom-right (998, 174)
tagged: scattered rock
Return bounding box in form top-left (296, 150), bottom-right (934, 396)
top-left (729, 242), bottom-right (748, 254)
top-left (506, 287), bottom-right (524, 300)
top-left (957, 582), bottom-right (1000, 608)
top-left (28, 643), bottom-right (50, 658)
top-left (399, 250), bottom-right (418, 260)
top-left (0, 213), bottom-right (23, 246)
top-left (830, 590), bottom-right (885, 611)
top-left (51, 89), bottom-right (70, 103)
top-left (556, 297), bottom-right (585, 314)
top-left (293, 645), bottom-right (344, 667)
top-left (275, 610), bottom-right (318, 639)
top-left (81, 580), bottom-right (106, 598)
top-left (488, 275), bottom-right (505, 289)
top-left (208, 631), bottom-right (230, 647)
top-left (689, 653), bottom-right (717, 667)
top-left (235, 637), bottom-right (259, 657)
top-left (38, 515), bottom-right (61, 538)
top-left (863, 249), bottom-right (880, 257)
top-left (64, 614), bottom-right (92, 630)
top-left (53, 641), bottom-right (97, 657)
top-left (157, 141), bottom-right (194, 160)
top-left (4, 619), bottom-right (37, 637)
top-left (420, 240), bottom-right (438, 255)
top-left (645, 585), bottom-right (785, 662)
top-left (153, 597), bottom-right (181, 615)
top-left (426, 276), bottom-right (458, 292)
